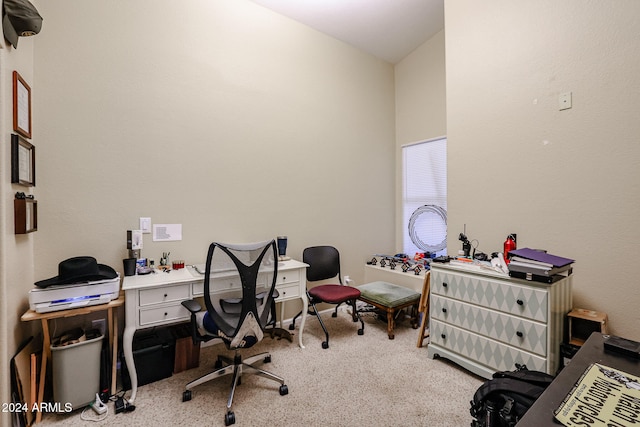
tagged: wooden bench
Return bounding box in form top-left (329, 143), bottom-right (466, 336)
top-left (357, 281), bottom-right (420, 339)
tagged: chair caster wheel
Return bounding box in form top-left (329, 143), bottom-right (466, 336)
top-left (182, 390), bottom-right (192, 402)
top-left (358, 328), bottom-right (364, 335)
top-left (215, 359), bottom-right (223, 369)
top-left (332, 312), bottom-right (338, 318)
top-left (225, 410), bottom-right (236, 426)
top-left (279, 384), bottom-right (289, 395)
top-left (288, 324), bottom-right (295, 331)
top-left (264, 355), bottom-right (272, 363)
top-left (322, 341), bottom-right (329, 349)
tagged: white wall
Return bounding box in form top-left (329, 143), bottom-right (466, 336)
top-left (33, 0), bottom-right (396, 284)
top-left (394, 30), bottom-right (447, 249)
top-left (0, 2), bottom-right (39, 418)
top-left (445, 0), bottom-right (640, 339)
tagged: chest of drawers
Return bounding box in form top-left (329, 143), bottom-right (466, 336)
top-left (427, 263), bottom-right (572, 379)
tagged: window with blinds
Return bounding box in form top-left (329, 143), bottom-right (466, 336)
top-left (402, 137), bottom-right (447, 257)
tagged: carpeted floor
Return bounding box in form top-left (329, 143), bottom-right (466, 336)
top-left (39, 309), bottom-right (483, 426)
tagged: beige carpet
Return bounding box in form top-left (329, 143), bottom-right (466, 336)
top-left (39, 310), bottom-right (483, 426)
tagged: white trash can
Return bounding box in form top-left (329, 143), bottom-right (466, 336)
top-left (51, 330), bottom-right (103, 411)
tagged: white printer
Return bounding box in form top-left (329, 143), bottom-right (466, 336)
top-left (31, 256), bottom-right (121, 313)
top-left (29, 276), bottom-right (120, 313)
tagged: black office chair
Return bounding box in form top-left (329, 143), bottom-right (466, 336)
top-left (289, 245), bottom-right (364, 349)
top-left (181, 240), bottom-right (288, 426)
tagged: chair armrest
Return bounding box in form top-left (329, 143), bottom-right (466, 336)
top-left (181, 299), bottom-right (202, 314)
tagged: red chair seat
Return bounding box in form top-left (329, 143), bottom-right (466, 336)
top-left (308, 284), bottom-right (361, 304)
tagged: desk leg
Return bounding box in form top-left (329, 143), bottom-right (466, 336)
top-left (298, 293), bottom-right (307, 349)
top-left (36, 319), bottom-right (51, 424)
top-left (122, 323), bottom-right (137, 403)
top-left (279, 301), bottom-right (285, 330)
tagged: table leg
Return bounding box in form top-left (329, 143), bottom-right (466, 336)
top-left (298, 293), bottom-right (307, 348)
top-left (122, 324), bottom-right (137, 403)
top-left (36, 319), bottom-right (51, 424)
top-left (386, 309), bottom-right (395, 340)
top-left (111, 312), bottom-right (119, 395)
top-left (279, 300), bottom-right (285, 330)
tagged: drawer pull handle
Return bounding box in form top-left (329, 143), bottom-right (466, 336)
top-left (282, 277), bottom-right (286, 281)
top-left (441, 333), bottom-right (446, 339)
top-left (516, 299), bottom-right (524, 306)
top-left (164, 312), bottom-right (168, 316)
top-left (442, 282), bottom-right (448, 288)
top-left (164, 294), bottom-right (168, 298)
top-left (442, 308), bottom-right (447, 313)
top-left (516, 331), bottom-right (523, 338)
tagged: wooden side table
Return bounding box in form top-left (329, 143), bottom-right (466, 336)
top-left (21, 294), bottom-right (124, 424)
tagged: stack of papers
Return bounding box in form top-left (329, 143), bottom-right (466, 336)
top-left (508, 248), bottom-right (574, 282)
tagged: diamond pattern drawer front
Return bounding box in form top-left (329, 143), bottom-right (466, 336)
top-left (430, 319), bottom-right (547, 373)
top-left (431, 269), bottom-right (548, 322)
top-left (431, 294), bottom-right (547, 356)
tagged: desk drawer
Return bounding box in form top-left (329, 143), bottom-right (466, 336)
top-left (193, 276), bottom-right (271, 296)
top-left (278, 269), bottom-right (300, 284)
top-left (275, 283), bottom-right (300, 301)
top-left (139, 304), bottom-right (190, 326)
top-left (431, 295), bottom-right (547, 356)
top-left (139, 285), bottom-right (190, 306)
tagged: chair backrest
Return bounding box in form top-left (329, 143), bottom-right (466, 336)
top-left (303, 246), bottom-right (342, 284)
top-left (203, 240), bottom-right (278, 349)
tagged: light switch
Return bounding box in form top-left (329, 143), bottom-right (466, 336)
top-left (559, 92), bottom-right (572, 110)
top-left (140, 217), bottom-right (151, 234)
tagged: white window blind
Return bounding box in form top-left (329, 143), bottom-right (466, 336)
top-left (402, 137), bottom-right (447, 257)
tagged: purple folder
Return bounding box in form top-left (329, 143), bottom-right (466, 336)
top-left (509, 248), bottom-right (574, 268)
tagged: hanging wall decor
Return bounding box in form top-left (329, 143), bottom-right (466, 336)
top-left (11, 134), bottom-right (35, 186)
top-left (13, 70), bottom-right (32, 138)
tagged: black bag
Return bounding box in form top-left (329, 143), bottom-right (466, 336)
top-left (469, 364), bottom-right (554, 427)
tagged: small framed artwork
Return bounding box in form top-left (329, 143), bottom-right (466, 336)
top-left (11, 134), bottom-right (36, 186)
top-left (13, 71), bottom-right (32, 139)
top-left (15, 196), bottom-right (38, 234)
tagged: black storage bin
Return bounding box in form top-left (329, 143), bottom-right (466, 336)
top-left (121, 327), bottom-right (175, 390)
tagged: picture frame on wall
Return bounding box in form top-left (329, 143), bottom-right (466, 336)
top-left (11, 134), bottom-right (36, 186)
top-left (15, 195), bottom-right (38, 234)
top-left (13, 71), bottom-right (32, 139)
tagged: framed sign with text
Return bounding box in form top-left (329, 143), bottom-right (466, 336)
top-left (11, 134), bottom-right (35, 186)
top-left (13, 71), bottom-right (32, 139)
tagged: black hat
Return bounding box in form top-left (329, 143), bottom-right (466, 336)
top-left (35, 256), bottom-right (118, 288)
top-left (3, 0), bottom-right (42, 49)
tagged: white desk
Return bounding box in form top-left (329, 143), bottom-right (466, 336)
top-left (122, 260), bottom-right (308, 403)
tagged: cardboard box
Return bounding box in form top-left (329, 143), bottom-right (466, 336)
top-left (171, 324), bottom-right (200, 373)
top-left (567, 308), bottom-right (608, 346)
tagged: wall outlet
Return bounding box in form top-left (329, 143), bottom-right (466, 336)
top-left (92, 319), bottom-right (106, 335)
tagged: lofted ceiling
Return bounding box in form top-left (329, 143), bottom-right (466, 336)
top-left (249, 0), bottom-right (444, 64)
